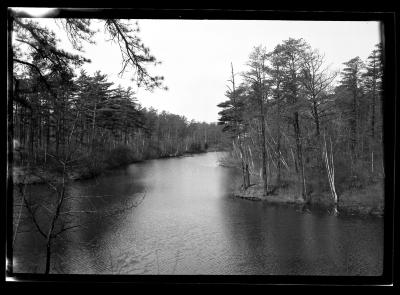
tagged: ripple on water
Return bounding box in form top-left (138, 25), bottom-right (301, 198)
top-left (14, 152), bottom-right (384, 275)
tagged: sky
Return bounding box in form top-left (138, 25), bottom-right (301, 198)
top-left (14, 11), bottom-right (381, 123)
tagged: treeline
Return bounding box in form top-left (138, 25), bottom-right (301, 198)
top-left (13, 69), bottom-right (225, 175)
top-left (11, 18), bottom-right (226, 179)
top-left (218, 38), bottom-right (383, 206)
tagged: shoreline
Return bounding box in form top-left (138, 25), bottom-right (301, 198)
top-left (12, 148), bottom-right (226, 185)
top-left (231, 182), bottom-right (384, 217)
top-left (14, 150), bottom-right (383, 218)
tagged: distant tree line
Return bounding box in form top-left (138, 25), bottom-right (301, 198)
top-left (13, 68), bottom-right (225, 174)
top-left (218, 38), bottom-right (383, 207)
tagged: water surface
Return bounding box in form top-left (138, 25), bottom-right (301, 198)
top-left (13, 152), bottom-right (383, 275)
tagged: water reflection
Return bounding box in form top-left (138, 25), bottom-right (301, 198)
top-left (13, 152), bottom-right (383, 275)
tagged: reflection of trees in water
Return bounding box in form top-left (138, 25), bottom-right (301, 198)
top-left (58, 182), bottom-right (147, 274)
top-left (12, 174), bottom-right (147, 274)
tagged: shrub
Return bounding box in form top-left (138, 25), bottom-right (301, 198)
top-left (188, 142), bottom-right (204, 153)
top-left (82, 155), bottom-right (106, 177)
top-left (104, 145), bottom-right (137, 168)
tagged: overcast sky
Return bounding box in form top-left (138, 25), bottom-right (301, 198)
top-left (19, 16), bottom-right (381, 123)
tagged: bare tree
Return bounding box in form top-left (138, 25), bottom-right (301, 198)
top-left (228, 63), bottom-right (250, 189)
top-left (300, 48), bottom-right (337, 137)
top-left (243, 45), bottom-right (270, 196)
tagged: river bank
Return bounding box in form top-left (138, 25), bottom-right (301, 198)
top-left (12, 148), bottom-right (225, 185)
top-left (232, 181), bottom-right (384, 217)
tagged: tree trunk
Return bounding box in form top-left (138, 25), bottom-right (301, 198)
top-left (55, 109), bottom-right (60, 157)
top-left (371, 54), bottom-right (377, 141)
top-left (235, 138), bottom-right (248, 189)
top-left (323, 133), bottom-right (338, 215)
top-left (44, 165), bottom-right (67, 274)
top-left (245, 163), bottom-right (250, 188)
top-left (370, 71), bottom-right (376, 175)
top-left (90, 102), bottom-right (97, 152)
top-left (276, 96), bottom-right (282, 188)
top-left (45, 239), bottom-right (52, 274)
top-left (38, 114), bottom-right (42, 150)
top-left (260, 99), bottom-right (268, 196)
top-left (46, 111), bottom-right (50, 163)
top-left (20, 106), bottom-right (25, 147)
top-left (61, 99), bottom-right (66, 156)
top-left (313, 100), bottom-right (320, 137)
top-left (277, 136), bottom-right (281, 187)
top-left (293, 112), bottom-right (306, 200)
top-left (29, 111), bottom-right (34, 160)
top-left (350, 89), bottom-right (358, 159)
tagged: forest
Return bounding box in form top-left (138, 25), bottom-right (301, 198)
top-left (217, 38), bottom-right (384, 213)
top-left (10, 18), bottom-right (227, 182)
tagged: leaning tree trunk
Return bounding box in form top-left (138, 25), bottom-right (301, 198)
top-left (323, 132), bottom-right (338, 215)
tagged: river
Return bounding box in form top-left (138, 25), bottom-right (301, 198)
top-left (13, 151), bottom-right (383, 275)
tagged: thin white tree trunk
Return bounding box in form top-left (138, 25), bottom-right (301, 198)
top-left (371, 151), bottom-right (374, 174)
top-left (323, 133), bottom-right (338, 215)
top-left (329, 136), bottom-right (338, 207)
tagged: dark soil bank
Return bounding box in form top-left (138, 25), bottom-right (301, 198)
top-left (232, 182), bottom-right (384, 217)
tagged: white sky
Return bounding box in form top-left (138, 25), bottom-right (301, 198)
top-left (17, 16), bottom-right (381, 123)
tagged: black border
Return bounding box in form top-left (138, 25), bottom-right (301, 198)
top-left (3, 7), bottom-right (398, 287)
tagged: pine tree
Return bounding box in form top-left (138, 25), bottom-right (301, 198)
top-left (340, 56), bottom-right (365, 159)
